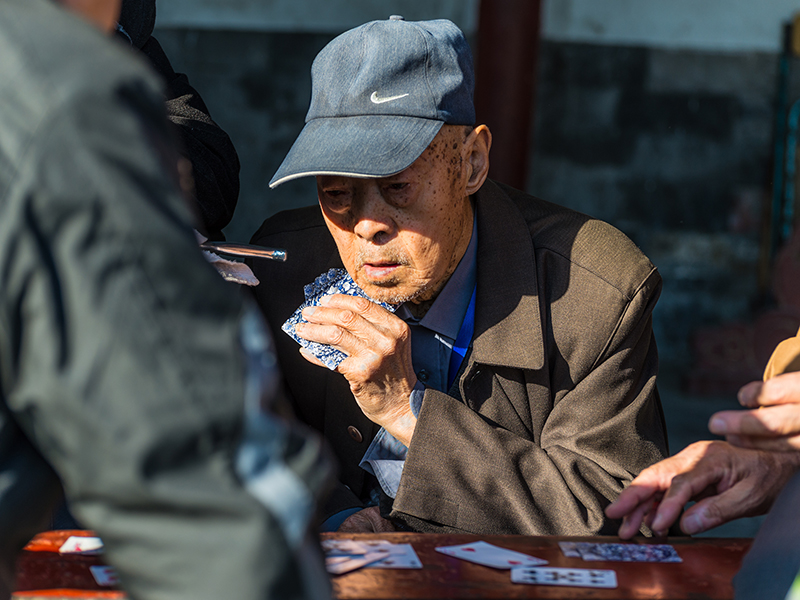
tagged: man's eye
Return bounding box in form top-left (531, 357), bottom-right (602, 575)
top-left (321, 190), bottom-right (350, 210)
top-left (386, 183), bottom-right (408, 192)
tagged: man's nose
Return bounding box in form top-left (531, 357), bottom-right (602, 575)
top-left (352, 185), bottom-right (394, 243)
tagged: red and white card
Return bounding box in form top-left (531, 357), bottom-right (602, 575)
top-left (435, 541), bottom-right (547, 569)
top-left (58, 536), bottom-right (104, 555)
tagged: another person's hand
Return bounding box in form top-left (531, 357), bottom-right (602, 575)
top-left (605, 440), bottom-right (800, 538)
top-left (337, 507), bottom-right (397, 533)
top-left (709, 372), bottom-right (800, 452)
top-left (296, 294), bottom-right (417, 446)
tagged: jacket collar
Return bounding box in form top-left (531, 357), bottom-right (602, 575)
top-left (471, 180), bottom-right (545, 371)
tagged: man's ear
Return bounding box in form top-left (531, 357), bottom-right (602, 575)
top-left (464, 124), bottom-right (492, 195)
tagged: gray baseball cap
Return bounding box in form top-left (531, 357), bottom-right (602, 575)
top-left (269, 16), bottom-right (475, 188)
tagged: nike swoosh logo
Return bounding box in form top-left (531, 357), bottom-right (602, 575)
top-left (370, 91), bottom-right (409, 104)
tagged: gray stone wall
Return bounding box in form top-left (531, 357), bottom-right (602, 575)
top-left (530, 41), bottom-right (783, 370)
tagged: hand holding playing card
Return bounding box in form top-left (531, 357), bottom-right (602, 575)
top-left (295, 293), bottom-right (418, 446)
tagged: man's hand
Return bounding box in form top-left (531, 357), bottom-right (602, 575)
top-left (337, 507), bottom-right (397, 533)
top-left (605, 440), bottom-right (800, 538)
top-left (709, 372), bottom-right (800, 452)
top-left (295, 294), bottom-right (418, 446)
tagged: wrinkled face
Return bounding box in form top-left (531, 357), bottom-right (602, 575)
top-left (317, 126), bottom-right (474, 305)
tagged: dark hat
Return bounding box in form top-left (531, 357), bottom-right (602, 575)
top-left (270, 16), bottom-right (475, 188)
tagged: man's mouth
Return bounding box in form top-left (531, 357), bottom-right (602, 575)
top-left (362, 262), bottom-right (402, 279)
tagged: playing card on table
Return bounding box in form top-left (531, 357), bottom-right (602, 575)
top-left (320, 539), bottom-right (376, 557)
top-left (572, 542), bottom-right (682, 563)
top-left (89, 566), bottom-right (119, 586)
top-left (558, 541), bottom-right (582, 558)
top-left (58, 536), bottom-right (104, 555)
top-left (511, 566), bottom-right (617, 588)
top-left (283, 268), bottom-right (398, 370)
top-left (435, 541), bottom-right (547, 569)
top-left (360, 541), bottom-right (422, 569)
top-left (325, 550), bottom-right (391, 575)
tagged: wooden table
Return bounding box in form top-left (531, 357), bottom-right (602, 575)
top-left (13, 531), bottom-right (751, 600)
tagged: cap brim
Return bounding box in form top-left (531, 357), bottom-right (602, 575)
top-left (269, 115), bottom-right (444, 188)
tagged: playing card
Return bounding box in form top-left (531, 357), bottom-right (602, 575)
top-left (361, 541), bottom-right (422, 569)
top-left (575, 542), bottom-right (682, 563)
top-left (320, 539), bottom-right (372, 557)
top-left (58, 536), bottom-right (104, 555)
top-left (89, 565), bottom-right (119, 586)
top-left (283, 268), bottom-right (398, 370)
top-left (325, 550), bottom-right (390, 575)
top-left (558, 541), bottom-right (581, 558)
top-left (435, 541), bottom-right (547, 569)
top-left (511, 566), bottom-right (617, 588)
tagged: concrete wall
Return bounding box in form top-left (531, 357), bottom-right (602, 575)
top-left (542, 0), bottom-right (798, 52)
top-left (529, 41), bottom-right (780, 370)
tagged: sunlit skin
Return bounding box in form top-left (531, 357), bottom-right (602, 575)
top-left (58, 0), bottom-right (121, 33)
top-left (710, 371), bottom-right (800, 451)
top-left (295, 124), bottom-right (491, 449)
top-left (607, 369), bottom-right (800, 538)
top-left (318, 125), bottom-right (484, 306)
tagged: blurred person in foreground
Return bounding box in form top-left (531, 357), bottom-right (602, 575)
top-left (0, 0), bottom-right (331, 598)
top-left (606, 332), bottom-right (800, 599)
top-left (249, 16), bottom-right (670, 536)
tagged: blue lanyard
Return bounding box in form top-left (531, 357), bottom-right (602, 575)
top-left (447, 286), bottom-right (477, 389)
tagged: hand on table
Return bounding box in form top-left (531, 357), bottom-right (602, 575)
top-left (296, 294), bottom-right (417, 446)
top-left (709, 372), bottom-right (800, 452)
top-left (605, 440), bottom-right (800, 538)
top-left (337, 507), bottom-right (397, 533)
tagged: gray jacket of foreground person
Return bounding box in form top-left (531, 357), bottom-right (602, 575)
top-left (0, 0), bottom-right (332, 598)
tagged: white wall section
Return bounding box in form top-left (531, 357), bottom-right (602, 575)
top-left (543, 0), bottom-right (800, 52)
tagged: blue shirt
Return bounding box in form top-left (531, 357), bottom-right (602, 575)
top-left (359, 214), bottom-right (477, 498)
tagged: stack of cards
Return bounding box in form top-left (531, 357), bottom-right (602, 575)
top-left (321, 539), bottom-right (422, 575)
top-left (434, 541), bottom-right (547, 569)
top-left (282, 268), bottom-right (398, 370)
top-left (559, 541), bottom-right (682, 563)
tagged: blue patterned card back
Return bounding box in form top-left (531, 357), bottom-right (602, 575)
top-left (282, 268), bottom-right (398, 370)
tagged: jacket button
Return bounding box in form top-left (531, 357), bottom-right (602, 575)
top-left (347, 426), bottom-right (363, 443)
top-left (418, 369), bottom-right (429, 383)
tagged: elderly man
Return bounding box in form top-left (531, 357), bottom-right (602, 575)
top-left (250, 16), bottom-right (669, 535)
top-left (0, 0), bottom-right (330, 598)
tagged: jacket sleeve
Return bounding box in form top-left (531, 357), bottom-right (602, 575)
top-left (1, 73), bottom-right (330, 599)
top-left (391, 270), bottom-right (667, 536)
top-left (140, 35), bottom-right (241, 240)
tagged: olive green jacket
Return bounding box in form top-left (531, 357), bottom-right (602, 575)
top-left (249, 179), bottom-right (669, 536)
